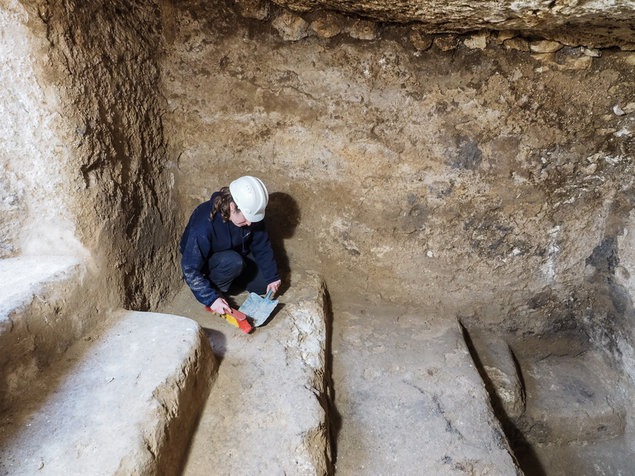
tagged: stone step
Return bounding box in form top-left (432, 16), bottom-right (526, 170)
top-left (0, 310), bottom-right (216, 475)
top-left (0, 255), bottom-right (84, 409)
top-left (463, 326), bottom-right (526, 420)
top-left (329, 299), bottom-right (520, 475)
top-left (469, 329), bottom-right (628, 445)
top-left (0, 256), bottom-right (81, 318)
top-left (519, 347), bottom-right (627, 445)
top-left (159, 271), bottom-right (333, 475)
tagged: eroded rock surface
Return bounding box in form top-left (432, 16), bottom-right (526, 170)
top-left (0, 311), bottom-right (215, 476)
top-left (264, 0), bottom-right (635, 48)
top-left (160, 271), bottom-right (332, 475)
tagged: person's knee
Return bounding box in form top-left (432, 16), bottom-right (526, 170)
top-left (220, 252), bottom-right (244, 276)
top-left (225, 253), bottom-right (245, 276)
top-left (209, 251), bottom-right (244, 279)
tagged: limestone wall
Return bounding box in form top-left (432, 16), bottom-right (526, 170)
top-left (2, 0), bottom-right (181, 311)
top-left (161, 2), bottom-right (635, 336)
top-left (0, 0), bottom-right (81, 259)
top-left (269, 0), bottom-right (635, 48)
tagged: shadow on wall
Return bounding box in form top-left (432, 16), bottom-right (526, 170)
top-left (266, 192), bottom-right (301, 293)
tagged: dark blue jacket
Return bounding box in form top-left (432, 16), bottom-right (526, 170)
top-left (180, 192), bottom-right (279, 306)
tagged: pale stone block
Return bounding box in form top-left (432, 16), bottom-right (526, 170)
top-left (0, 311), bottom-right (216, 475)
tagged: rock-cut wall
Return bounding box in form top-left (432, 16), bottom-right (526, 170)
top-left (2, 0), bottom-right (181, 311)
top-left (0, 0), bottom-right (185, 420)
top-left (0, 0), bottom-right (82, 259)
top-left (269, 0), bottom-right (635, 48)
top-left (162, 1), bottom-right (635, 336)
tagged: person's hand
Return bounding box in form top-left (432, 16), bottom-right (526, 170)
top-left (209, 297), bottom-right (231, 315)
top-left (266, 280), bottom-right (282, 297)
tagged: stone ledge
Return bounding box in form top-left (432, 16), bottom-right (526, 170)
top-left (0, 256), bottom-right (81, 320)
top-left (0, 256), bottom-right (84, 409)
top-left (164, 271), bottom-right (332, 475)
top-left (264, 0), bottom-right (635, 47)
top-left (521, 351), bottom-right (627, 445)
top-left (0, 310), bottom-right (216, 476)
top-left (331, 305), bottom-right (521, 474)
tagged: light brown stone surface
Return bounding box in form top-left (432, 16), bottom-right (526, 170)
top-left (330, 296), bottom-right (519, 474)
top-left (160, 272), bottom-right (332, 475)
top-left (0, 310), bottom-right (216, 476)
top-left (264, 0), bottom-right (635, 47)
top-left (2, 1), bottom-right (635, 473)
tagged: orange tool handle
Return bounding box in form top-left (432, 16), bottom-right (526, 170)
top-left (205, 306), bottom-right (252, 334)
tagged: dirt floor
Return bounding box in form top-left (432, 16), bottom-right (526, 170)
top-left (157, 4), bottom-right (635, 473)
top-left (163, 266), bottom-right (635, 474)
top-left (328, 284), bottom-right (635, 474)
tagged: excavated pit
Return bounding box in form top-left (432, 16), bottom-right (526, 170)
top-left (159, 4), bottom-right (635, 471)
top-left (1, 0), bottom-right (635, 474)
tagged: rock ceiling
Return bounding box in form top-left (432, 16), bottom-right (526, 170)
top-left (263, 0), bottom-right (635, 48)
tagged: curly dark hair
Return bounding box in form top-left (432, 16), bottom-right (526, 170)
top-left (211, 186), bottom-right (235, 222)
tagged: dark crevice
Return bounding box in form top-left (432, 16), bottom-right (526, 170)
top-left (459, 320), bottom-right (546, 476)
top-left (322, 285), bottom-right (339, 475)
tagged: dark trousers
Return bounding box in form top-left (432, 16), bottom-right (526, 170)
top-left (208, 250), bottom-right (267, 295)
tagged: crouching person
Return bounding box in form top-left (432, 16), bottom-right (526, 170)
top-left (180, 175), bottom-right (281, 315)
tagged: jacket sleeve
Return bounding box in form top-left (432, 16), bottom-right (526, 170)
top-left (180, 232), bottom-right (219, 307)
top-left (250, 223), bottom-right (280, 284)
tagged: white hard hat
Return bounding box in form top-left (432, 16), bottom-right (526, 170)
top-left (229, 176), bottom-right (269, 222)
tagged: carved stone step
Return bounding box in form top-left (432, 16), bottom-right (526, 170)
top-left (0, 310), bottom-right (216, 475)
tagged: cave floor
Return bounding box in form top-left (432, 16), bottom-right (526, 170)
top-left (327, 289), bottom-right (519, 474)
top-left (162, 276), bottom-right (518, 473)
top-left (162, 275), bottom-right (635, 474)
